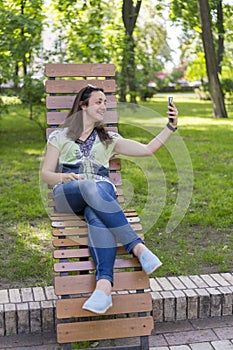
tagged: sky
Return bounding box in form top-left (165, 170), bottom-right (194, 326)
top-left (165, 21), bottom-right (182, 70)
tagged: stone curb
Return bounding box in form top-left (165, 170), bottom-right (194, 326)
top-left (0, 273), bottom-right (232, 336)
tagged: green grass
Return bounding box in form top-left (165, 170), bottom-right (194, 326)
top-left (0, 102), bottom-right (53, 288)
top-left (0, 93), bottom-right (233, 289)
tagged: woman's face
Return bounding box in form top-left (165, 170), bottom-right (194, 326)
top-left (83, 90), bottom-right (107, 123)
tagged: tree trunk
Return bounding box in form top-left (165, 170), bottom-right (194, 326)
top-left (197, 0), bottom-right (227, 118)
top-left (216, 0), bottom-right (224, 74)
top-left (126, 34), bottom-right (137, 103)
top-left (120, 0), bottom-right (142, 103)
top-left (13, 63), bottom-right (19, 91)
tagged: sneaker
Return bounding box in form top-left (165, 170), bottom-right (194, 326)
top-left (82, 290), bottom-right (112, 314)
top-left (139, 250), bottom-right (162, 275)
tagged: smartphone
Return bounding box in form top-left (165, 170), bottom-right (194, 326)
top-left (168, 96), bottom-right (173, 122)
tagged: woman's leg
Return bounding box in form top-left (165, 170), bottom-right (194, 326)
top-left (53, 181), bottom-right (86, 213)
top-left (84, 206), bottom-right (117, 287)
top-left (54, 180), bottom-right (162, 280)
top-left (78, 180), bottom-right (144, 251)
top-left (82, 206), bottom-right (116, 313)
top-left (54, 180), bottom-right (141, 250)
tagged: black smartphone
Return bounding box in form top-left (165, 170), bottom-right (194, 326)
top-left (168, 96), bottom-right (173, 122)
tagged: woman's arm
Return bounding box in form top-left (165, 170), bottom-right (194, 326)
top-left (113, 103), bottom-right (178, 157)
top-left (41, 144), bottom-right (80, 186)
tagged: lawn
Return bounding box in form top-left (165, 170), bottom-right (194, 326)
top-left (0, 93), bottom-right (232, 288)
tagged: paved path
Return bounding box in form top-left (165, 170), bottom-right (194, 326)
top-left (0, 315), bottom-right (233, 349)
top-left (150, 315), bottom-right (233, 349)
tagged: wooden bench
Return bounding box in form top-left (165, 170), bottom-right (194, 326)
top-left (45, 63), bottom-right (154, 350)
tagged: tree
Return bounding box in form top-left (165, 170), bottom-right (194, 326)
top-left (119, 0), bottom-right (142, 103)
top-left (0, 0), bottom-right (44, 90)
top-left (185, 52), bottom-right (206, 83)
top-left (50, 0), bottom-right (112, 63)
top-left (168, 0), bottom-right (230, 118)
top-left (49, 0), bottom-right (169, 101)
top-left (197, 0), bottom-right (227, 118)
top-left (216, 0), bottom-right (224, 73)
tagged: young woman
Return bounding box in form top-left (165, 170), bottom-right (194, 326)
top-left (41, 85), bottom-right (178, 314)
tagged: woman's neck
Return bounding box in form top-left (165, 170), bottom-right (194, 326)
top-left (79, 120), bottom-right (95, 141)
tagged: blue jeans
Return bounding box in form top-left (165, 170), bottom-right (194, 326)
top-left (53, 180), bottom-right (144, 285)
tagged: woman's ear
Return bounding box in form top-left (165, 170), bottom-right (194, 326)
top-left (79, 102), bottom-right (86, 110)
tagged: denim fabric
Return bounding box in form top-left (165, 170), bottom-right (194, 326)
top-left (53, 180), bottom-right (144, 285)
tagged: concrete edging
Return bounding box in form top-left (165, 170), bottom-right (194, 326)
top-left (0, 273), bottom-right (232, 336)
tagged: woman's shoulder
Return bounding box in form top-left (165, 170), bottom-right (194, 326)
top-left (107, 131), bottom-right (121, 139)
top-left (48, 127), bottom-right (68, 142)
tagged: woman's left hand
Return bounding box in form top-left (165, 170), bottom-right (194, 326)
top-left (167, 103), bottom-right (178, 127)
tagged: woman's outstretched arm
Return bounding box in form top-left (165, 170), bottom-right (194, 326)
top-left (113, 103), bottom-right (178, 157)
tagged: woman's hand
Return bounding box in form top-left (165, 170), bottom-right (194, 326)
top-left (61, 172), bottom-right (84, 183)
top-left (167, 102), bottom-right (178, 127)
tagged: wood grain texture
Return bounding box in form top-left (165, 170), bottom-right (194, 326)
top-left (57, 316), bottom-right (153, 343)
top-left (46, 79), bottom-right (115, 94)
top-left (55, 271), bottom-right (150, 295)
top-left (45, 63), bottom-right (115, 77)
top-left (46, 95), bottom-right (117, 109)
top-left (56, 293), bottom-right (152, 318)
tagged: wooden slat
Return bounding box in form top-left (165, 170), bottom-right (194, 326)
top-left (53, 246), bottom-right (128, 259)
top-left (46, 79), bottom-right (115, 94)
top-left (49, 204), bottom-right (131, 220)
top-left (45, 63), bottom-right (115, 78)
top-left (53, 237), bottom-right (88, 247)
top-left (54, 257), bottom-right (140, 273)
top-left (48, 194), bottom-right (124, 208)
top-left (57, 316), bottom-right (153, 343)
top-left (109, 172), bottom-right (122, 185)
top-left (110, 158), bottom-right (121, 170)
top-left (52, 221), bottom-right (142, 231)
top-left (52, 228), bottom-right (87, 236)
top-left (46, 110), bottom-right (118, 126)
top-left (55, 271), bottom-right (150, 295)
top-left (52, 228), bottom-right (143, 247)
top-left (52, 222), bottom-right (142, 237)
top-left (46, 126), bottom-right (119, 139)
top-left (46, 95), bottom-right (117, 109)
top-left (54, 247), bottom-right (90, 259)
top-left (56, 293), bottom-right (152, 318)
top-left (50, 214), bottom-right (85, 221)
top-left (52, 215), bottom-right (139, 228)
top-left (51, 218), bottom-right (85, 227)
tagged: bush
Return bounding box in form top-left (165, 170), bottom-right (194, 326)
top-left (19, 76), bottom-right (45, 119)
top-left (0, 96), bottom-right (8, 118)
top-left (221, 78), bottom-right (233, 96)
top-left (194, 82), bottom-right (211, 100)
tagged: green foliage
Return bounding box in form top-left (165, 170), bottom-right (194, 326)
top-left (51, 0), bottom-right (112, 63)
top-left (185, 52), bottom-right (206, 82)
top-left (134, 2), bottom-right (170, 97)
top-left (0, 0), bottom-right (44, 87)
top-left (18, 76), bottom-right (46, 134)
top-left (49, 0), bottom-right (170, 100)
top-left (168, 0), bottom-right (233, 90)
top-left (20, 76), bottom-right (45, 105)
top-left (194, 83), bottom-right (211, 100)
top-left (0, 96), bottom-right (8, 117)
top-left (169, 0), bottom-right (199, 32)
top-left (221, 78), bottom-right (233, 95)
